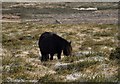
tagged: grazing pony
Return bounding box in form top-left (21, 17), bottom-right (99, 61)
top-left (38, 32), bottom-right (72, 61)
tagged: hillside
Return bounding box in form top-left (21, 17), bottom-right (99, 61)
top-left (2, 2), bottom-right (119, 83)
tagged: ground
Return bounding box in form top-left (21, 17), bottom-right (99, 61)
top-left (2, 2), bottom-right (119, 83)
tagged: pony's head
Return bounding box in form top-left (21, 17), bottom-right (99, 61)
top-left (63, 41), bottom-right (72, 56)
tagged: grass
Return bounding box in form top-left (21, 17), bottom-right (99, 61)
top-left (2, 22), bottom-right (119, 82)
top-left (2, 2), bottom-right (118, 24)
top-left (56, 59), bottom-right (99, 75)
top-left (2, 2), bottom-right (119, 83)
top-left (61, 56), bottom-right (83, 63)
top-left (38, 73), bottom-right (70, 83)
top-left (3, 56), bottom-right (29, 81)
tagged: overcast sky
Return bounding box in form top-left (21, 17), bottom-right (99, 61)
top-left (1, 0), bottom-right (120, 2)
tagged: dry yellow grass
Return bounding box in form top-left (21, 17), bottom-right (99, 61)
top-left (2, 22), bottom-right (119, 82)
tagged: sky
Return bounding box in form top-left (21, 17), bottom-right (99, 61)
top-left (1, 0), bottom-right (120, 2)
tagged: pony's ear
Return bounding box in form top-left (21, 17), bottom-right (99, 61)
top-left (69, 41), bottom-right (71, 44)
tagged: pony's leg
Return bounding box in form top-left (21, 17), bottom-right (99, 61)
top-left (41, 55), bottom-right (46, 61)
top-left (41, 52), bottom-right (48, 61)
top-left (50, 53), bottom-right (54, 60)
top-left (57, 51), bottom-right (62, 59)
top-left (47, 54), bottom-right (49, 59)
top-left (44, 54), bottom-right (49, 61)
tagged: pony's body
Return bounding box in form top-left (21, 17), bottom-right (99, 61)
top-left (38, 32), bottom-right (72, 61)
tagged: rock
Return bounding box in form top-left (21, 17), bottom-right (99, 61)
top-left (66, 72), bottom-right (82, 81)
top-left (54, 62), bottom-right (70, 70)
top-left (73, 51), bottom-right (95, 57)
top-left (55, 20), bottom-right (62, 24)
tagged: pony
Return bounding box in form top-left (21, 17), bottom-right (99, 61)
top-left (38, 32), bottom-right (72, 61)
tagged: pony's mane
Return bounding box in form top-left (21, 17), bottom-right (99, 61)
top-left (53, 33), bottom-right (69, 44)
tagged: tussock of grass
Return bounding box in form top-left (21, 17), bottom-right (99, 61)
top-left (2, 55), bottom-right (13, 66)
top-left (38, 74), bottom-right (59, 82)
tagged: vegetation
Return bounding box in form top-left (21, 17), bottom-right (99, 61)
top-left (2, 22), bottom-right (119, 82)
top-left (2, 2), bottom-right (119, 83)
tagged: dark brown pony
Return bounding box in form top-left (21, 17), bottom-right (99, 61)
top-left (38, 32), bottom-right (72, 61)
